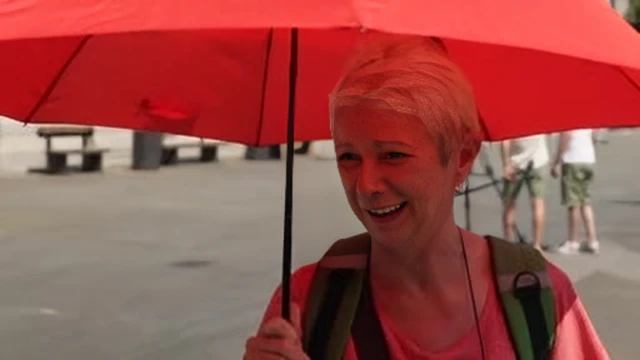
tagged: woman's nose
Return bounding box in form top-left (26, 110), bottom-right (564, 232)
top-left (356, 162), bottom-right (385, 197)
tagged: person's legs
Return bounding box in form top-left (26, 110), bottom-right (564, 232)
top-left (577, 164), bottom-right (599, 253)
top-left (531, 198), bottom-right (545, 250)
top-left (557, 206), bottom-right (581, 254)
top-left (526, 168), bottom-right (546, 250)
top-left (503, 198), bottom-right (517, 242)
top-left (557, 164), bottom-right (581, 254)
top-left (581, 205), bottom-right (598, 244)
top-left (580, 205), bottom-right (599, 254)
top-left (568, 206), bottom-right (581, 243)
top-left (502, 176), bottom-right (523, 242)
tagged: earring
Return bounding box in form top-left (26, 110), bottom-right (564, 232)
top-left (456, 179), bottom-right (469, 194)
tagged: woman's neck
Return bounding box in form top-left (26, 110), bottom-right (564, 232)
top-left (367, 224), bottom-right (492, 353)
top-left (369, 219), bottom-right (468, 294)
top-left (370, 222), bottom-right (491, 351)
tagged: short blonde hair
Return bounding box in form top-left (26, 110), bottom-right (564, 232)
top-left (329, 34), bottom-right (482, 165)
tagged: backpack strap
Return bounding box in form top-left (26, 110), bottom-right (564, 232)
top-left (351, 274), bottom-right (391, 360)
top-left (303, 233), bottom-right (370, 360)
top-left (487, 236), bottom-right (556, 360)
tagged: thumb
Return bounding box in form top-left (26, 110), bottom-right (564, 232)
top-left (290, 302), bottom-right (304, 336)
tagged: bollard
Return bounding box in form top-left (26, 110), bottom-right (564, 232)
top-left (132, 131), bottom-right (163, 170)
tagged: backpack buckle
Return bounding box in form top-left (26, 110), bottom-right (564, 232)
top-left (512, 271), bottom-right (542, 300)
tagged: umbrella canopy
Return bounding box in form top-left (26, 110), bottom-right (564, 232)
top-left (2, 0), bottom-right (640, 319)
top-left (0, 0), bottom-right (639, 144)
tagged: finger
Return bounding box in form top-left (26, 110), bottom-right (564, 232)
top-left (246, 336), bottom-right (308, 359)
top-left (243, 350), bottom-right (283, 360)
top-left (259, 317), bottom-right (299, 341)
top-left (290, 302), bottom-right (303, 336)
top-left (245, 336), bottom-right (283, 356)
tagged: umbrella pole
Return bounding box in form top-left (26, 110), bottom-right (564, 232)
top-left (281, 28), bottom-right (299, 321)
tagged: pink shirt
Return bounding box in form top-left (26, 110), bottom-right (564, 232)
top-left (261, 261), bottom-right (610, 359)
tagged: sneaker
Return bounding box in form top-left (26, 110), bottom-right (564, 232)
top-left (556, 241), bottom-right (580, 254)
top-left (580, 241), bottom-right (600, 255)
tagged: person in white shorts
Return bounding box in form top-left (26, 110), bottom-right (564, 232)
top-left (551, 129), bottom-right (600, 254)
top-left (501, 134), bottom-right (549, 250)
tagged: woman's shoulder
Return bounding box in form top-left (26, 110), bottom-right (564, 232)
top-left (294, 262), bottom-right (319, 277)
top-left (545, 259), bottom-right (579, 314)
top-left (546, 260), bottom-right (573, 289)
top-left (476, 232), bottom-right (578, 312)
top-left (291, 262), bottom-right (319, 291)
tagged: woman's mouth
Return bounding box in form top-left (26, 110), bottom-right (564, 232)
top-left (367, 202), bottom-right (407, 219)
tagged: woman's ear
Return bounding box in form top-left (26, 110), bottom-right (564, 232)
top-left (455, 138), bottom-right (481, 185)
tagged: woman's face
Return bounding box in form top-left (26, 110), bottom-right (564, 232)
top-left (333, 104), bottom-right (475, 249)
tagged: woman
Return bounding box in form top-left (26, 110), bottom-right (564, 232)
top-left (243, 35), bottom-right (609, 359)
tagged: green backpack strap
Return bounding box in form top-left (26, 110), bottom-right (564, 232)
top-left (303, 233), bottom-right (370, 360)
top-left (487, 236), bottom-right (556, 360)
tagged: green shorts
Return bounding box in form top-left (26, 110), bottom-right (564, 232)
top-left (503, 167), bottom-right (546, 201)
top-left (561, 163), bottom-right (594, 207)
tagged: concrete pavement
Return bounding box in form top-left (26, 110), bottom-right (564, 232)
top-left (0, 128), bottom-right (638, 359)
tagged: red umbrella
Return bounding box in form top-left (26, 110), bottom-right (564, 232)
top-left (0, 1), bottom-right (639, 143)
top-left (1, 0), bottom-right (640, 318)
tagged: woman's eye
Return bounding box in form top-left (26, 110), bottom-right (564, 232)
top-left (384, 152), bottom-right (407, 159)
top-left (338, 153), bottom-right (358, 161)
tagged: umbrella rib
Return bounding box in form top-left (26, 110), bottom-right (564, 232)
top-left (255, 29), bottom-right (274, 145)
top-left (25, 35), bottom-right (93, 123)
top-left (617, 66), bottom-right (640, 93)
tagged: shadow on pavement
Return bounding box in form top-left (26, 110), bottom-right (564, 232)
top-left (575, 271), bottom-right (640, 359)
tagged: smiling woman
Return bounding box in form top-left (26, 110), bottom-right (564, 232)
top-left (243, 35), bottom-right (611, 360)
